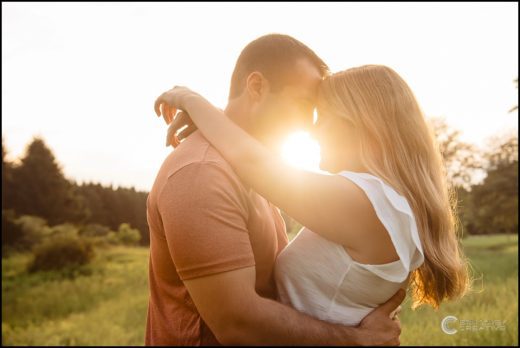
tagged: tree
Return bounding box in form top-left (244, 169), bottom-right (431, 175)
top-left (76, 182), bottom-right (150, 245)
top-left (470, 134), bottom-right (518, 234)
top-left (76, 183), bottom-right (111, 227)
top-left (2, 210), bottom-right (23, 256)
top-left (7, 137), bottom-right (88, 225)
top-left (486, 134), bottom-right (518, 169)
top-left (116, 223), bottom-right (141, 245)
top-left (2, 138), bottom-right (13, 210)
top-left (429, 117), bottom-right (484, 190)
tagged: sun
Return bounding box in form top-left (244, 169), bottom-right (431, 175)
top-left (281, 131), bottom-right (321, 172)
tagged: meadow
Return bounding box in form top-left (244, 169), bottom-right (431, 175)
top-left (2, 234), bottom-right (518, 346)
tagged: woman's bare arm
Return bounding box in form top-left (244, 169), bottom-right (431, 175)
top-left (155, 87), bottom-right (377, 251)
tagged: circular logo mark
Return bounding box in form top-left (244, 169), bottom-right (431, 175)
top-left (441, 315), bottom-right (458, 335)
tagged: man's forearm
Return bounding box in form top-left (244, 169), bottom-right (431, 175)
top-left (225, 295), bottom-right (361, 346)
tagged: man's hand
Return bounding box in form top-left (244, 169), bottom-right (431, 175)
top-left (356, 288), bottom-right (406, 346)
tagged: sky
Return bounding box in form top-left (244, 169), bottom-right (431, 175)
top-left (2, 2), bottom-right (518, 191)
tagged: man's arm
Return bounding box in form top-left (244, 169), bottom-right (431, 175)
top-left (185, 265), bottom-right (404, 346)
top-left (160, 162), bottom-right (403, 346)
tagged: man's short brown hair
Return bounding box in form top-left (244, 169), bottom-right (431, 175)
top-left (228, 34), bottom-right (329, 99)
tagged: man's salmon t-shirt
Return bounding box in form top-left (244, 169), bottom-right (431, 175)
top-left (145, 130), bottom-right (288, 345)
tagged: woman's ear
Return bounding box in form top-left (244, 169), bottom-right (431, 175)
top-left (245, 72), bottom-right (268, 102)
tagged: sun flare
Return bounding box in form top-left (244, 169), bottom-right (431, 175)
top-left (281, 131), bottom-right (321, 172)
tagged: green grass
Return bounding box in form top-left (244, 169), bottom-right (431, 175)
top-left (2, 246), bottom-right (149, 346)
top-left (2, 235), bottom-right (518, 346)
top-left (400, 234), bottom-right (518, 346)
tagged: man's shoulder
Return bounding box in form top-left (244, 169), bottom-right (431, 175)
top-left (169, 131), bottom-right (236, 176)
top-left (156, 131), bottom-right (248, 194)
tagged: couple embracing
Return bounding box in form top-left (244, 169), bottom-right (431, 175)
top-left (145, 34), bottom-right (469, 346)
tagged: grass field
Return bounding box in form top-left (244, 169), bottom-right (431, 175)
top-left (400, 234), bottom-right (518, 346)
top-left (2, 234), bottom-right (518, 346)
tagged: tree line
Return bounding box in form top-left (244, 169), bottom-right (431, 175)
top-left (2, 137), bottom-right (150, 254)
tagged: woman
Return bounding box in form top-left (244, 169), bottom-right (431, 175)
top-left (154, 65), bottom-right (470, 325)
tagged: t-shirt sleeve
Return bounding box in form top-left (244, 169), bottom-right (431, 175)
top-left (157, 161), bottom-right (255, 280)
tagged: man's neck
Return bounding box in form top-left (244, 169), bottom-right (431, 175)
top-left (223, 99), bottom-right (250, 133)
top-left (223, 99), bottom-right (281, 152)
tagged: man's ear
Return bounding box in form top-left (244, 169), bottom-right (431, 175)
top-left (245, 72), bottom-right (268, 102)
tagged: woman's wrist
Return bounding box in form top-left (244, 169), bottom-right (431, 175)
top-left (181, 92), bottom-right (205, 114)
top-left (183, 92), bottom-right (218, 122)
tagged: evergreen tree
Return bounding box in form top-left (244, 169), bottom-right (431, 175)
top-left (77, 182), bottom-right (149, 245)
top-left (9, 137), bottom-right (88, 225)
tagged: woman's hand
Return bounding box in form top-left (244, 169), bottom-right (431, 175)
top-left (154, 86), bottom-right (196, 124)
top-left (167, 111), bottom-right (197, 148)
top-left (154, 86), bottom-right (199, 147)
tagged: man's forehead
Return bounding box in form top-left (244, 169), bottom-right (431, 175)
top-left (285, 58), bottom-right (322, 100)
top-left (287, 83), bottom-right (320, 105)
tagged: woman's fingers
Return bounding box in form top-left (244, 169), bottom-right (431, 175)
top-left (154, 95), bottom-right (163, 117)
top-left (166, 122), bottom-right (178, 147)
top-left (169, 103), bottom-right (176, 124)
top-left (170, 111), bottom-right (193, 133)
top-left (162, 104), bottom-right (170, 124)
top-left (177, 123), bottom-right (198, 141)
top-left (154, 86), bottom-right (194, 125)
top-left (173, 135), bottom-right (181, 147)
top-left (165, 111), bottom-right (196, 147)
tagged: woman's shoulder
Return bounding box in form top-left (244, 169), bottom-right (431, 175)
top-left (338, 171), bottom-right (410, 209)
top-left (337, 170), bottom-right (424, 279)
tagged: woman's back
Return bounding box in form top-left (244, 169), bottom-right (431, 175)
top-left (274, 171), bottom-right (424, 325)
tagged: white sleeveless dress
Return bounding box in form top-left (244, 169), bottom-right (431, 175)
top-left (274, 170), bottom-right (425, 326)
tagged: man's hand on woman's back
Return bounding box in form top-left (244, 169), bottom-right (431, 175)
top-left (356, 288), bottom-right (405, 346)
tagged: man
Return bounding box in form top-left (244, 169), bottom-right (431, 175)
top-left (146, 34), bottom-right (404, 345)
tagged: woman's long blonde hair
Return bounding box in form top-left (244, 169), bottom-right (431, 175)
top-left (319, 65), bottom-right (470, 309)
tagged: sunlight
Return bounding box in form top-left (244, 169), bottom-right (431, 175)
top-left (281, 131), bottom-right (321, 172)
